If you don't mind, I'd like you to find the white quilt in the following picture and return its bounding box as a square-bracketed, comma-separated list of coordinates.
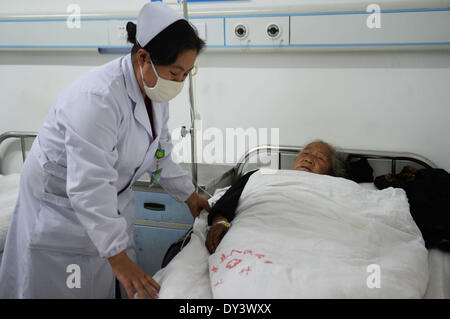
[208, 169, 428, 298]
[0, 174, 21, 251]
[154, 170, 430, 298]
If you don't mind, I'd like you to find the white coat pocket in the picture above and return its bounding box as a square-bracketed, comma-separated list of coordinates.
[29, 191, 99, 256]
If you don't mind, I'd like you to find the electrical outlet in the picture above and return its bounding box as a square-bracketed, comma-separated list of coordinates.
[107, 20, 135, 46]
[118, 24, 127, 41]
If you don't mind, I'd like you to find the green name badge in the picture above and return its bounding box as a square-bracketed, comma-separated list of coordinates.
[155, 149, 165, 159]
[150, 168, 163, 187]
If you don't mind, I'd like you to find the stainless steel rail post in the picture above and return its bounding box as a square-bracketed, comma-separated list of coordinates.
[182, 0, 198, 192]
[0, 131, 37, 162]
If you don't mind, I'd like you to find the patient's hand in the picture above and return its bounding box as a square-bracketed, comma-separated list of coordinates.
[206, 217, 230, 254]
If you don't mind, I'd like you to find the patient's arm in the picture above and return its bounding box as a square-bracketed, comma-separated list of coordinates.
[205, 170, 257, 254]
[207, 170, 257, 226]
[206, 215, 230, 254]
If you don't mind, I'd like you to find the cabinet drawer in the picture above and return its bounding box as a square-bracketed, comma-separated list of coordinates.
[134, 225, 187, 276]
[134, 191, 193, 225]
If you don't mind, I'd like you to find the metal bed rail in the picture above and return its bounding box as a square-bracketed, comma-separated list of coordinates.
[0, 131, 38, 163]
[234, 144, 437, 180]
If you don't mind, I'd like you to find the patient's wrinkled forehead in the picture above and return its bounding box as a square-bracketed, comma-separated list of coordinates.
[303, 142, 332, 158]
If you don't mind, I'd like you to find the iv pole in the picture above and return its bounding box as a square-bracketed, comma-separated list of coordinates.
[181, 0, 199, 192]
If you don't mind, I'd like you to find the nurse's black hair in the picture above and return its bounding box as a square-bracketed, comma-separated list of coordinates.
[126, 20, 205, 65]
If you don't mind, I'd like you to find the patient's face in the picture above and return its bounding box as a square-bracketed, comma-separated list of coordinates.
[293, 142, 332, 175]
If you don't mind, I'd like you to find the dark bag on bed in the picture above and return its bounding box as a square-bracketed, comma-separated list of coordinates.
[346, 157, 374, 183]
[374, 166, 450, 252]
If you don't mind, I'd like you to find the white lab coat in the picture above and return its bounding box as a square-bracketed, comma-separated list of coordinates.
[0, 54, 195, 298]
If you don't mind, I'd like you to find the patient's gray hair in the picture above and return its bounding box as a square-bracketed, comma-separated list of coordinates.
[304, 140, 348, 178]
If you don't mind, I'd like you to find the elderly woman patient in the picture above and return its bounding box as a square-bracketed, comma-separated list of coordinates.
[205, 140, 345, 254]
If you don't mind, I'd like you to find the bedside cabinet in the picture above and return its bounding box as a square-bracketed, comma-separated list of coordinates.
[133, 190, 193, 276]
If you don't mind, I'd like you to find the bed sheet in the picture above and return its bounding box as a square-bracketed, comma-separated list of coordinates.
[0, 173, 21, 252]
[424, 248, 450, 298]
[151, 187, 230, 298]
[153, 178, 449, 299]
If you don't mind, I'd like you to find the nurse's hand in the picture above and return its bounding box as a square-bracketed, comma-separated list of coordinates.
[108, 250, 160, 299]
[185, 191, 211, 218]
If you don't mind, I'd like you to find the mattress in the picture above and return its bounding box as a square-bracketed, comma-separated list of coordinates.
[153, 175, 450, 299]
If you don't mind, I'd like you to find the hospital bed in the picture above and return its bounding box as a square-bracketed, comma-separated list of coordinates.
[154, 145, 450, 299]
[1, 132, 448, 298]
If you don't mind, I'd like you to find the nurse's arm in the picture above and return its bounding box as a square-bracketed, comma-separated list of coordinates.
[185, 191, 211, 217]
[155, 153, 211, 217]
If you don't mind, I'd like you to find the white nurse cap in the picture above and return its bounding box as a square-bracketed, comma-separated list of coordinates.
[136, 2, 185, 47]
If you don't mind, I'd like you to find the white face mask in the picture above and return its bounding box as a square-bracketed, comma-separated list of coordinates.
[139, 59, 184, 103]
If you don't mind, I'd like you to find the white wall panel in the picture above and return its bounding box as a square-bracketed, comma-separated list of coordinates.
[290, 11, 450, 46]
[0, 20, 109, 47]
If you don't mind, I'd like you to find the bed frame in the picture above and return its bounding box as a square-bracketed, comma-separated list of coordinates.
[0, 131, 37, 166]
[204, 144, 437, 195]
[236, 144, 436, 176]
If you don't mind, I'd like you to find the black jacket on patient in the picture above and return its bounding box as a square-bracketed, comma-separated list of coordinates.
[207, 170, 257, 226]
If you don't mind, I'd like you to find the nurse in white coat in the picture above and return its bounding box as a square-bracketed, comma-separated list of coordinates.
[0, 3, 210, 299]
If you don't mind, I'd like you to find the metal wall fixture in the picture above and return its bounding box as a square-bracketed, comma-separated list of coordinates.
[234, 24, 248, 39]
[266, 23, 281, 39]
